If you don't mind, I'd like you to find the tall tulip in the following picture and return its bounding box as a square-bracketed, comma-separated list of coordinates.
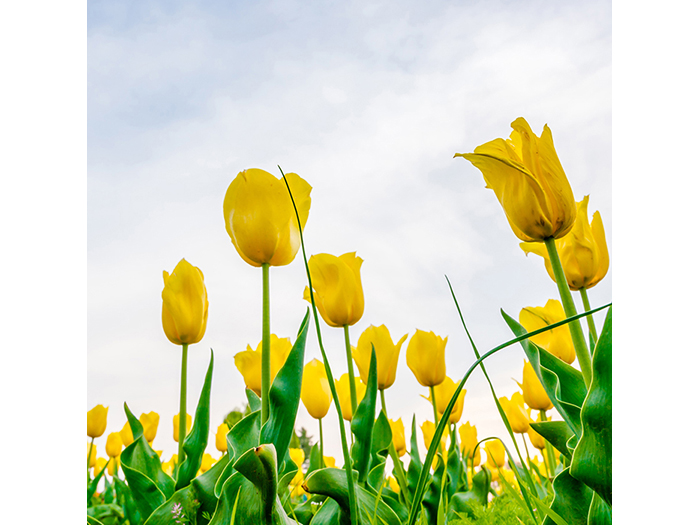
[234, 334, 293, 397]
[519, 299, 576, 364]
[429, 376, 467, 425]
[162, 258, 208, 464]
[119, 421, 134, 448]
[87, 405, 108, 439]
[301, 359, 333, 460]
[304, 252, 364, 416]
[521, 361, 553, 411]
[407, 330, 447, 423]
[224, 168, 312, 424]
[458, 422, 478, 461]
[353, 324, 407, 391]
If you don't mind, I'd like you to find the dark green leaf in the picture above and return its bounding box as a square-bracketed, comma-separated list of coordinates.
[351, 346, 378, 484]
[588, 493, 612, 525]
[233, 444, 278, 521]
[529, 421, 575, 460]
[247, 388, 262, 413]
[113, 476, 142, 525]
[544, 467, 593, 525]
[406, 416, 422, 499]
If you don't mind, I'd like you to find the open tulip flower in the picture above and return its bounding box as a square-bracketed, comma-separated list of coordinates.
[521, 361, 553, 411]
[406, 330, 447, 388]
[519, 299, 576, 364]
[223, 168, 312, 268]
[139, 411, 160, 444]
[336, 373, 366, 421]
[428, 376, 466, 424]
[353, 324, 407, 391]
[520, 195, 609, 291]
[234, 334, 293, 397]
[87, 405, 108, 439]
[455, 117, 576, 242]
[301, 359, 332, 420]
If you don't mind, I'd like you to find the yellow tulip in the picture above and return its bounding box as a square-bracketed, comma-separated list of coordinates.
[388, 418, 406, 457]
[471, 447, 482, 467]
[406, 330, 447, 387]
[139, 412, 160, 444]
[388, 476, 400, 493]
[520, 195, 609, 290]
[303, 252, 364, 327]
[87, 442, 97, 468]
[421, 420, 447, 452]
[519, 299, 576, 364]
[215, 423, 229, 453]
[429, 376, 466, 424]
[458, 422, 478, 457]
[527, 425, 546, 450]
[94, 457, 108, 476]
[234, 334, 293, 397]
[289, 448, 305, 468]
[161, 259, 209, 346]
[324, 456, 336, 468]
[353, 325, 408, 390]
[105, 432, 122, 459]
[499, 393, 530, 434]
[108, 456, 120, 476]
[162, 454, 177, 477]
[173, 413, 192, 442]
[87, 405, 108, 438]
[223, 168, 312, 267]
[336, 374, 366, 421]
[199, 453, 215, 474]
[455, 117, 576, 242]
[522, 361, 553, 411]
[485, 440, 505, 469]
[301, 359, 332, 419]
[119, 421, 134, 448]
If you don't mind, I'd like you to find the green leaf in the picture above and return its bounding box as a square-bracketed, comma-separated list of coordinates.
[87, 504, 124, 524]
[260, 311, 310, 469]
[423, 455, 445, 525]
[502, 310, 587, 437]
[381, 487, 409, 523]
[588, 493, 612, 525]
[209, 471, 260, 524]
[351, 346, 378, 485]
[113, 476, 141, 525]
[529, 421, 575, 460]
[121, 403, 175, 519]
[445, 428, 462, 500]
[570, 307, 612, 508]
[234, 444, 279, 521]
[304, 467, 401, 525]
[87, 459, 110, 504]
[86, 516, 104, 525]
[247, 388, 262, 413]
[176, 349, 215, 490]
[215, 410, 261, 499]
[307, 442, 323, 476]
[142, 484, 198, 525]
[291, 494, 328, 525]
[543, 467, 593, 525]
[406, 416, 422, 500]
[309, 497, 343, 525]
[366, 410, 392, 491]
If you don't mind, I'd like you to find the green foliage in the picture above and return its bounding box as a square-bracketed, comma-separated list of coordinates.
[446, 493, 533, 525]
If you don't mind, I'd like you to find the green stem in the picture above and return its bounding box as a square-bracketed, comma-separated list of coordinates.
[543, 237, 592, 387]
[178, 343, 189, 464]
[521, 434, 531, 465]
[380, 390, 413, 507]
[539, 410, 556, 479]
[318, 417, 324, 466]
[579, 288, 598, 346]
[343, 324, 357, 415]
[429, 385, 440, 425]
[262, 263, 271, 424]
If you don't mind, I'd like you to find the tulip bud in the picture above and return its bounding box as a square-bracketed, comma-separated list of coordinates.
[105, 432, 123, 459]
[458, 422, 478, 458]
[161, 259, 208, 346]
[519, 299, 575, 364]
[521, 361, 553, 411]
[215, 423, 229, 453]
[324, 456, 336, 468]
[87, 405, 108, 438]
[234, 335, 293, 397]
[173, 413, 192, 442]
[301, 359, 332, 420]
[199, 453, 215, 474]
[406, 330, 447, 388]
[289, 448, 305, 468]
[527, 425, 546, 450]
[94, 457, 108, 477]
[353, 325, 407, 390]
[421, 420, 447, 452]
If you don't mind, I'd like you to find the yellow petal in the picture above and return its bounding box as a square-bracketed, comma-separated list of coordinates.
[353, 325, 407, 390]
[216, 423, 230, 453]
[406, 330, 447, 387]
[105, 432, 122, 458]
[139, 412, 160, 443]
[87, 404, 108, 438]
[522, 361, 553, 411]
[161, 259, 208, 345]
[388, 418, 406, 457]
[173, 413, 192, 442]
[519, 300, 575, 364]
[485, 439, 505, 469]
[306, 252, 364, 327]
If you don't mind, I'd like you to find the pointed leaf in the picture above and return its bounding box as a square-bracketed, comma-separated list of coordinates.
[351, 346, 378, 485]
[215, 410, 261, 498]
[529, 421, 575, 460]
[246, 388, 262, 413]
[544, 467, 593, 525]
[588, 493, 612, 525]
[233, 444, 278, 521]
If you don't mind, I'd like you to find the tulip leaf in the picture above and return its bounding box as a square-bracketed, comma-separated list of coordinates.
[233, 444, 278, 521]
[304, 467, 401, 525]
[423, 454, 445, 525]
[543, 467, 593, 525]
[142, 484, 198, 525]
[176, 349, 214, 490]
[308, 497, 342, 525]
[351, 346, 378, 484]
[366, 410, 392, 491]
[406, 415, 422, 500]
[216, 410, 261, 498]
[113, 476, 142, 525]
[121, 403, 175, 519]
[87, 504, 124, 524]
[587, 493, 612, 525]
[381, 487, 409, 523]
[260, 310, 310, 469]
[570, 307, 612, 508]
[502, 310, 585, 437]
[86, 516, 104, 525]
[246, 388, 262, 413]
[529, 421, 575, 460]
[446, 429, 462, 500]
[87, 460, 110, 503]
[307, 442, 323, 476]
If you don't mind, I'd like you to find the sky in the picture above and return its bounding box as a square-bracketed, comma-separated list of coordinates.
[87, 0, 612, 465]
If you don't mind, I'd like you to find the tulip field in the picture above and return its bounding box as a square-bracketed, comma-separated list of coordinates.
[87, 118, 611, 525]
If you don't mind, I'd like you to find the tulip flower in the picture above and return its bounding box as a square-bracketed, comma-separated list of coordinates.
[105, 432, 122, 459]
[162, 454, 177, 477]
[223, 168, 312, 268]
[485, 439, 505, 469]
[199, 453, 216, 474]
[139, 412, 160, 444]
[301, 359, 332, 420]
[215, 423, 229, 453]
[353, 325, 407, 391]
[406, 330, 447, 388]
[519, 299, 576, 364]
[521, 361, 553, 411]
[87, 405, 108, 438]
[388, 418, 407, 457]
[336, 374, 366, 421]
[234, 334, 293, 397]
[458, 422, 478, 459]
[421, 420, 447, 452]
[108, 456, 120, 477]
[520, 196, 609, 291]
[94, 457, 108, 477]
[429, 376, 467, 424]
[527, 425, 546, 450]
[499, 392, 530, 434]
[119, 421, 134, 448]
[324, 456, 336, 468]
[388, 476, 400, 493]
[173, 413, 192, 443]
[455, 117, 576, 242]
[289, 448, 305, 469]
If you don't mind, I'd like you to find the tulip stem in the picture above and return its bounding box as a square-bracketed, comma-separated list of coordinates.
[429, 386, 440, 425]
[343, 325, 358, 415]
[543, 237, 592, 387]
[178, 343, 189, 465]
[579, 288, 598, 346]
[318, 418, 324, 465]
[380, 389, 413, 508]
[539, 410, 556, 480]
[261, 263, 271, 424]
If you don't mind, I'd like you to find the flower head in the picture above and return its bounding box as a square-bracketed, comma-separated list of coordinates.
[388, 418, 406, 457]
[485, 439, 506, 469]
[406, 330, 447, 387]
[353, 325, 407, 390]
[139, 412, 160, 443]
[301, 359, 332, 419]
[519, 299, 575, 364]
[87, 405, 108, 438]
[215, 423, 229, 453]
[335, 374, 366, 421]
[105, 432, 123, 459]
[521, 361, 553, 411]
[173, 413, 192, 443]
[429, 376, 466, 424]
[162, 259, 208, 345]
[234, 335, 293, 396]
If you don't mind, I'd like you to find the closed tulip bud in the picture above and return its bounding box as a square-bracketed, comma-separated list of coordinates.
[105, 432, 123, 459]
[289, 448, 305, 468]
[215, 423, 229, 453]
[108, 456, 120, 476]
[87, 442, 97, 468]
[455, 117, 576, 242]
[87, 405, 108, 438]
[162, 259, 208, 346]
[388, 418, 406, 457]
[421, 420, 447, 452]
[406, 330, 447, 387]
[199, 453, 215, 474]
[301, 359, 332, 419]
[119, 422, 134, 448]
[521, 195, 609, 290]
[139, 412, 160, 444]
[458, 422, 478, 457]
[335, 374, 366, 421]
[527, 425, 546, 450]
[522, 361, 553, 411]
[94, 457, 108, 476]
[353, 325, 407, 390]
[429, 376, 467, 424]
[173, 413, 192, 442]
[519, 299, 575, 364]
[485, 440, 505, 469]
[499, 393, 530, 434]
[223, 168, 312, 267]
[303, 252, 364, 327]
[234, 335, 293, 397]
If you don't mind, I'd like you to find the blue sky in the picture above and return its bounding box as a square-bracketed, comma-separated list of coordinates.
[87, 0, 612, 463]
